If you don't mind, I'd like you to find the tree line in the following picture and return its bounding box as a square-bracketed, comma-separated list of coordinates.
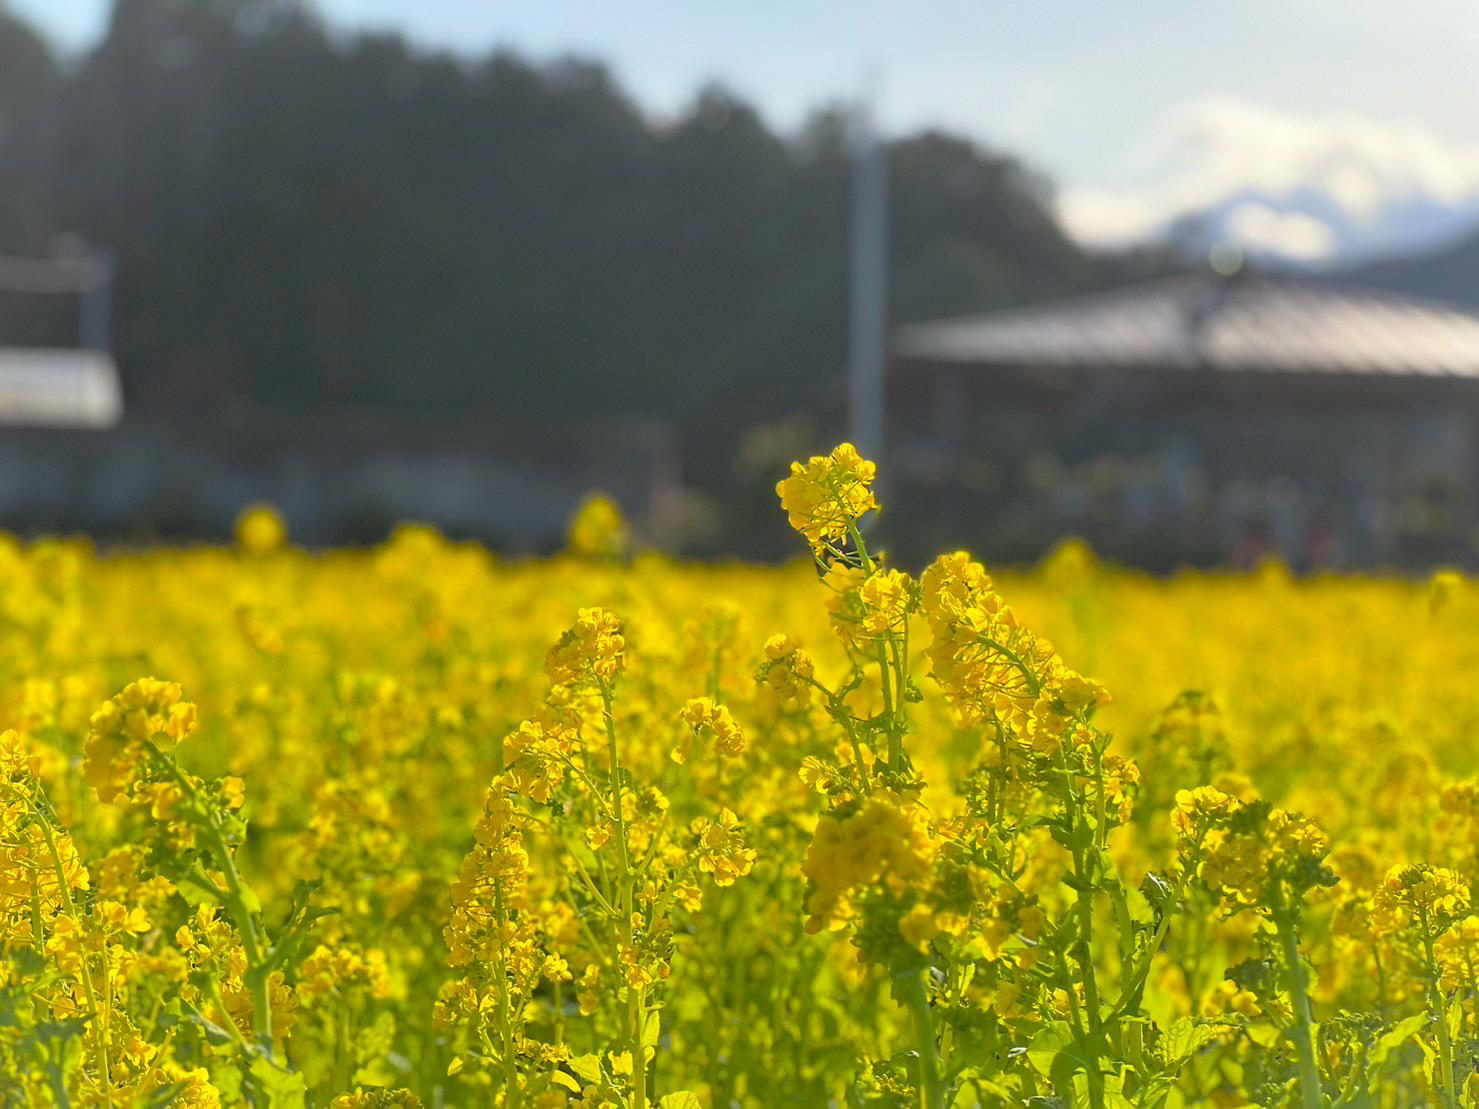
[0, 0, 1168, 464]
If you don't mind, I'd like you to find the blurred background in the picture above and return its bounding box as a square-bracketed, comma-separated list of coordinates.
[4, 0, 1479, 569]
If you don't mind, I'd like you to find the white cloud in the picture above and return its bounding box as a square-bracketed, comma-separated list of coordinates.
[1222, 204, 1337, 263]
[1060, 97, 1479, 264]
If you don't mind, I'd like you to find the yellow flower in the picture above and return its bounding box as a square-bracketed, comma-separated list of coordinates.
[824, 565, 912, 648]
[675, 697, 745, 763]
[567, 493, 629, 559]
[802, 792, 935, 933]
[690, 808, 756, 886]
[219, 776, 246, 810]
[1373, 863, 1470, 939]
[1172, 786, 1240, 846]
[235, 502, 287, 555]
[761, 633, 815, 706]
[546, 608, 626, 686]
[858, 568, 911, 635]
[502, 720, 575, 802]
[83, 679, 197, 804]
[330, 1091, 423, 1109]
[1203, 979, 1261, 1019]
[775, 442, 878, 554]
[97, 900, 150, 937]
[1437, 916, 1479, 992]
[577, 964, 602, 1016]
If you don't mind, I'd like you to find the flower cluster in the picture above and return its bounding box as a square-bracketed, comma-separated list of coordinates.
[1175, 786, 1336, 911]
[674, 696, 746, 763]
[566, 493, 630, 560]
[801, 792, 936, 934]
[0, 453, 1474, 1105]
[774, 442, 878, 556]
[83, 677, 197, 804]
[546, 606, 626, 686]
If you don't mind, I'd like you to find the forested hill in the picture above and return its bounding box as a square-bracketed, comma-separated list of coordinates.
[1342, 231, 1479, 309]
[0, 0, 1164, 442]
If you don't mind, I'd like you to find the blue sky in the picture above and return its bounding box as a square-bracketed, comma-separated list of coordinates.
[14, 1, 1479, 261]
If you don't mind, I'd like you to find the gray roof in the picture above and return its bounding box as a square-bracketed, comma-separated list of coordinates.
[893, 274, 1479, 378]
[0, 349, 122, 428]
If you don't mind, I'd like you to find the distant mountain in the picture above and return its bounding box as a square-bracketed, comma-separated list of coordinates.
[1341, 231, 1479, 308]
[1061, 97, 1479, 272]
[1164, 188, 1479, 272]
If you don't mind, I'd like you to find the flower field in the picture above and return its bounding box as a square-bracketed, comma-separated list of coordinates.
[3, 447, 1479, 1107]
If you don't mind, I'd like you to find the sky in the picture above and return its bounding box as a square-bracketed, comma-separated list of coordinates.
[15, 0, 1479, 264]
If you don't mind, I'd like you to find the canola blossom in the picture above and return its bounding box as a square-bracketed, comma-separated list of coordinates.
[0, 458, 1474, 1106]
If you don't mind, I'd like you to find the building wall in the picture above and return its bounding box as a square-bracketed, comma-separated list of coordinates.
[0, 411, 680, 548]
[887, 361, 1479, 570]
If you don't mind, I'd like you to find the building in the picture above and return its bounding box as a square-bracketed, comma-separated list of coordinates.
[888, 272, 1479, 569]
[0, 409, 680, 548]
[0, 251, 122, 429]
[0, 250, 679, 548]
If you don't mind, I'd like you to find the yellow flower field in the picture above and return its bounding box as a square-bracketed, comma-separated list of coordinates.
[1, 447, 1478, 1107]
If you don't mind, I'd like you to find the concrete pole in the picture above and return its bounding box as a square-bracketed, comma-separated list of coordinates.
[848, 76, 888, 465]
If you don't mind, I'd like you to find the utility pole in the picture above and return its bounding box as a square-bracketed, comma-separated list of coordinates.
[847, 72, 888, 464]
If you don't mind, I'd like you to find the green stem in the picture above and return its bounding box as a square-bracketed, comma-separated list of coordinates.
[845, 521, 904, 769]
[492, 886, 522, 1109]
[600, 682, 647, 1109]
[1111, 868, 1190, 1018]
[1053, 756, 1105, 1109]
[35, 808, 112, 1106]
[898, 970, 945, 1109]
[1275, 910, 1323, 1109]
[1424, 934, 1457, 1108]
[1074, 883, 1106, 1109]
[798, 674, 872, 793]
[335, 1001, 352, 1097]
[206, 976, 253, 1057]
[29, 874, 44, 955]
[154, 751, 276, 1056]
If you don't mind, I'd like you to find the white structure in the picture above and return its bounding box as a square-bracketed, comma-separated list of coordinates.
[0, 250, 122, 429]
[0, 348, 122, 428]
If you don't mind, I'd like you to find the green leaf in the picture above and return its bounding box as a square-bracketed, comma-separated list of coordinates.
[1101, 1069, 1139, 1109]
[236, 881, 264, 917]
[352, 1010, 400, 1086]
[1107, 881, 1138, 966]
[1047, 821, 1075, 852]
[1027, 1020, 1095, 1089]
[1244, 1022, 1282, 1048]
[1159, 1018, 1216, 1067]
[568, 1053, 603, 1084]
[135, 1083, 189, 1108]
[8, 947, 45, 979]
[1366, 1011, 1425, 1082]
[247, 1056, 307, 1109]
[175, 863, 226, 907]
[642, 1007, 663, 1050]
[1369, 1013, 1426, 1068]
[176, 997, 236, 1046]
[1122, 1017, 1148, 1074]
[657, 1095, 702, 1109]
[36, 1019, 84, 1109]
